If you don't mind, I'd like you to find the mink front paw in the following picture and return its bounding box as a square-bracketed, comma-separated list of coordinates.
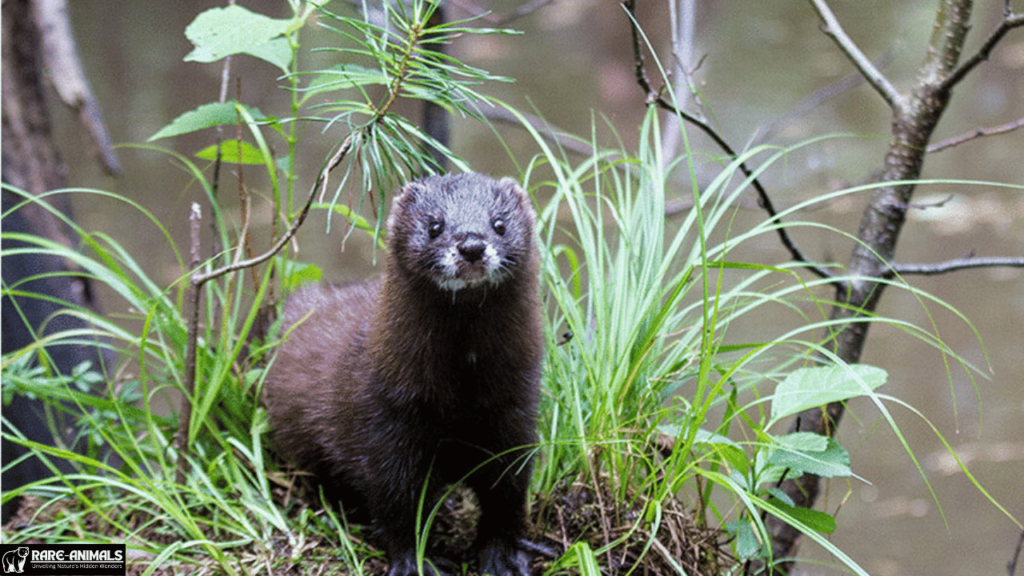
[477, 539, 532, 576]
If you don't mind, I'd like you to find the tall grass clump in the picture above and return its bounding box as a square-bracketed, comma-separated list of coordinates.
[518, 105, 1004, 574]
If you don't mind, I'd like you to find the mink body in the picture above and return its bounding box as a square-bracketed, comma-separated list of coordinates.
[264, 173, 543, 576]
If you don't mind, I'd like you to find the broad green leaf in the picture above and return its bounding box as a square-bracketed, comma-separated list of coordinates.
[769, 432, 852, 478]
[149, 101, 269, 141]
[195, 141, 266, 165]
[775, 430, 829, 452]
[766, 486, 795, 507]
[770, 364, 887, 424]
[726, 520, 763, 560]
[767, 499, 837, 534]
[184, 5, 294, 72]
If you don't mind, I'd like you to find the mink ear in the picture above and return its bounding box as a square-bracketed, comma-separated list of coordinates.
[394, 181, 426, 207]
[388, 181, 427, 232]
[495, 177, 536, 221]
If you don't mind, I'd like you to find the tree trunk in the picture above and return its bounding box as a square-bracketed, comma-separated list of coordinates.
[1, 0, 114, 524]
[766, 1, 975, 570]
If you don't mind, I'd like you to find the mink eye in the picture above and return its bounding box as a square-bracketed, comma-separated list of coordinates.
[428, 219, 445, 239]
[492, 218, 507, 236]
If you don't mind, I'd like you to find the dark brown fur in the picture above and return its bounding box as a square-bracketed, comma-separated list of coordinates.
[264, 174, 543, 576]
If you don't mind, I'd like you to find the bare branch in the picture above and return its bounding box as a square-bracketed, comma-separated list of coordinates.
[33, 0, 120, 174]
[622, 0, 838, 282]
[808, 0, 901, 108]
[941, 10, 1024, 92]
[927, 117, 1024, 153]
[660, 0, 698, 165]
[890, 255, 1024, 277]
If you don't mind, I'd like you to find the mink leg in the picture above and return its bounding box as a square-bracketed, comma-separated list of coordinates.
[367, 439, 450, 576]
[470, 453, 533, 576]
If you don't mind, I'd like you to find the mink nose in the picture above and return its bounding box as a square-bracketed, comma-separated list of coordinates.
[458, 237, 487, 262]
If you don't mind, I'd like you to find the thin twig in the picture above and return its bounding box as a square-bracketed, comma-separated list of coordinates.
[232, 78, 261, 291]
[941, 10, 1024, 92]
[33, 0, 121, 175]
[808, 0, 901, 108]
[890, 255, 1024, 277]
[176, 202, 203, 484]
[622, 0, 837, 282]
[1009, 528, 1024, 576]
[927, 117, 1024, 153]
[191, 134, 355, 286]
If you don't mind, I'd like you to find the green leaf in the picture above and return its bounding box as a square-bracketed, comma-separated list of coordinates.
[769, 432, 853, 478]
[766, 487, 795, 507]
[149, 101, 269, 141]
[726, 520, 763, 560]
[184, 5, 294, 72]
[770, 364, 887, 424]
[282, 263, 323, 292]
[767, 499, 837, 534]
[775, 430, 829, 452]
[315, 203, 386, 247]
[195, 141, 267, 165]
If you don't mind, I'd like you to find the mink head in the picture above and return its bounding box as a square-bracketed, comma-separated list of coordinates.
[386, 173, 537, 292]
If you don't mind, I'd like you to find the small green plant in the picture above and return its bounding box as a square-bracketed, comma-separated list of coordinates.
[3, 2, 516, 574]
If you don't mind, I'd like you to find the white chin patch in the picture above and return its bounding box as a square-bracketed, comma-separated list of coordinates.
[432, 244, 506, 292]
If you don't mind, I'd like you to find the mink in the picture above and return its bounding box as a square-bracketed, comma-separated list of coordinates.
[264, 173, 545, 576]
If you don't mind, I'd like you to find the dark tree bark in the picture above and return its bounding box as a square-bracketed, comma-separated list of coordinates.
[422, 3, 450, 173]
[1, 0, 117, 523]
